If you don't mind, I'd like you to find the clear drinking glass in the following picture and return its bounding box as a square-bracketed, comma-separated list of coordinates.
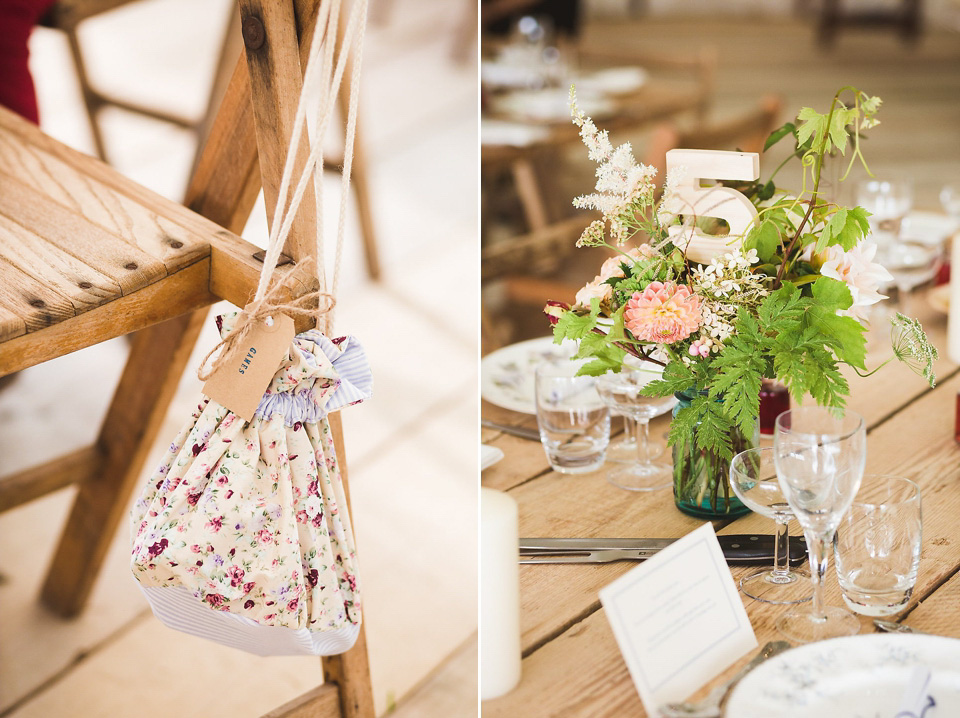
[835, 475, 922, 616]
[534, 359, 610, 474]
[773, 407, 867, 643]
[857, 179, 913, 260]
[941, 185, 960, 219]
[729, 447, 812, 605]
[595, 366, 676, 491]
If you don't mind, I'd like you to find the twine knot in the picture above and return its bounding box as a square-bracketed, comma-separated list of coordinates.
[197, 261, 336, 382]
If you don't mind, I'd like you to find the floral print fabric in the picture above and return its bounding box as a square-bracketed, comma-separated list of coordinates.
[131, 313, 372, 649]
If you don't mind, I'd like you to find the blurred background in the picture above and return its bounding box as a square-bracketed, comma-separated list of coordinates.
[481, 0, 960, 351]
[0, 0, 478, 716]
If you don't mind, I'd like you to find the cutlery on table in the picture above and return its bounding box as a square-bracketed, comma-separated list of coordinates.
[519, 535, 807, 566]
[481, 419, 541, 442]
[658, 641, 791, 718]
[874, 619, 926, 635]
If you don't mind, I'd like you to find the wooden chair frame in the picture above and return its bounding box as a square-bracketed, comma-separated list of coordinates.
[42, 0, 381, 279]
[0, 1, 375, 716]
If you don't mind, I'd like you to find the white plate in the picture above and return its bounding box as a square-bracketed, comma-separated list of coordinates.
[480, 336, 578, 414]
[481, 59, 543, 90]
[726, 633, 960, 717]
[480, 444, 505, 471]
[901, 211, 959, 246]
[491, 89, 614, 123]
[576, 66, 648, 96]
[481, 119, 550, 147]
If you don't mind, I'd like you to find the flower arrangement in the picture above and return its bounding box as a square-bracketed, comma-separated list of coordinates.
[546, 86, 938, 516]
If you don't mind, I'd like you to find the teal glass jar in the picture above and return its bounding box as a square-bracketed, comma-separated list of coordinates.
[672, 390, 755, 519]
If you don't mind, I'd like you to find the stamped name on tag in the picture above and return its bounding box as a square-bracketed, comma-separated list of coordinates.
[202, 307, 296, 422]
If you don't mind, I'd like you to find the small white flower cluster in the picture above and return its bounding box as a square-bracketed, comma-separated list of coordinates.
[692, 249, 763, 299]
[686, 247, 770, 359]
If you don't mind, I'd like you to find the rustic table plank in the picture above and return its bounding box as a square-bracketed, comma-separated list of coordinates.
[0, 259, 215, 377]
[484, 367, 960, 717]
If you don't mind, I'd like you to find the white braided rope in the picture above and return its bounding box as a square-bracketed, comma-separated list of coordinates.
[253, 0, 368, 335]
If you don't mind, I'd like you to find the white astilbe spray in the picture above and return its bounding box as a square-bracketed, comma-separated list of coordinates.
[570, 86, 658, 246]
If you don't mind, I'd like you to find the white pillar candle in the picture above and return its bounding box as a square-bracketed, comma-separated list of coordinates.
[480, 487, 522, 700]
[949, 236, 960, 363]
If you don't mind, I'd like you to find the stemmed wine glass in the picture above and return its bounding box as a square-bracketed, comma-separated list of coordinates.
[857, 179, 913, 259]
[607, 415, 664, 463]
[729, 447, 813, 605]
[883, 240, 942, 316]
[596, 365, 676, 491]
[773, 407, 867, 643]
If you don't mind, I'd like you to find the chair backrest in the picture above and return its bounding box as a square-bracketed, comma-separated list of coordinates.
[644, 95, 783, 182]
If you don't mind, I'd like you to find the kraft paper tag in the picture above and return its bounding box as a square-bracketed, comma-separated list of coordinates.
[202, 308, 296, 422]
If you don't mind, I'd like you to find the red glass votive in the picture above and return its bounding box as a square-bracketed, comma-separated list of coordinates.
[759, 381, 790, 436]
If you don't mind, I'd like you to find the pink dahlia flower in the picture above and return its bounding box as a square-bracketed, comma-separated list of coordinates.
[624, 281, 703, 344]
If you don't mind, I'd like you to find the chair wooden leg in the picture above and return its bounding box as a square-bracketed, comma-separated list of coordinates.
[319, 412, 376, 718]
[345, 128, 380, 281]
[65, 26, 109, 162]
[336, 50, 380, 281]
[39, 308, 208, 618]
[321, 626, 376, 718]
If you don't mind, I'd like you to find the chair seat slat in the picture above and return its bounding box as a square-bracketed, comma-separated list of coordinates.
[0, 214, 120, 314]
[0, 120, 209, 273]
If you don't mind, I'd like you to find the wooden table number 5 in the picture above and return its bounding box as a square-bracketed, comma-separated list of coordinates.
[660, 149, 760, 264]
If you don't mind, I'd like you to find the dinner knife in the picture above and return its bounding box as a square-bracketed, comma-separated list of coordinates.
[519, 534, 807, 565]
[481, 418, 541, 441]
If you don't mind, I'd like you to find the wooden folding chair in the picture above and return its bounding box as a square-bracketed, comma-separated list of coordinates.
[0, 1, 374, 716]
[41, 0, 381, 279]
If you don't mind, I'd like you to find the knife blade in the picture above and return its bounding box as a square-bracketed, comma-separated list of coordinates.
[519, 534, 807, 565]
[481, 419, 541, 441]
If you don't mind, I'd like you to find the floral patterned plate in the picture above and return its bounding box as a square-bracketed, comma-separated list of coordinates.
[726, 633, 960, 717]
[481, 336, 578, 414]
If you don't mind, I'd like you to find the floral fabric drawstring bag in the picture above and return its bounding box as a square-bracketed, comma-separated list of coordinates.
[130, 312, 372, 656]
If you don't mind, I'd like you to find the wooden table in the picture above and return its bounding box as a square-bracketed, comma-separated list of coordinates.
[481, 291, 960, 717]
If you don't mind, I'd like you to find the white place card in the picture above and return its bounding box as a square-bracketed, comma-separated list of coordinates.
[599, 522, 757, 715]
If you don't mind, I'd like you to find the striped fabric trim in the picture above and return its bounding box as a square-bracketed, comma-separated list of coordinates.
[315, 334, 373, 414]
[140, 585, 360, 657]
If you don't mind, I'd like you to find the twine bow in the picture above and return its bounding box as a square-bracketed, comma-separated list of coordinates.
[197, 259, 336, 381]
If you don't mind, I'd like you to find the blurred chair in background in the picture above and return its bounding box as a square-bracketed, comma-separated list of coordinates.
[800, 0, 923, 46]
